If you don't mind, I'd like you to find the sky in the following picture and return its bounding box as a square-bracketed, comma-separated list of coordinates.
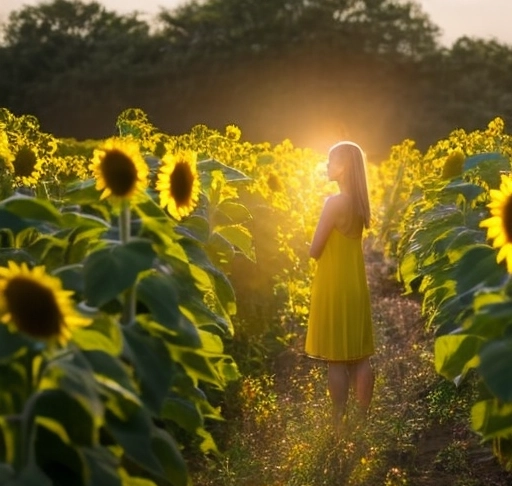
[1, 0, 512, 47]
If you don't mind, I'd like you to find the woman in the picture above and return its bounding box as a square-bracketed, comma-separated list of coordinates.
[305, 141, 374, 430]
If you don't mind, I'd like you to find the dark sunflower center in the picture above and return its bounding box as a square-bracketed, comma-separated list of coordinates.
[13, 147, 37, 177]
[4, 277, 62, 339]
[267, 173, 283, 192]
[100, 149, 138, 197]
[170, 162, 194, 207]
[503, 195, 512, 242]
[442, 152, 465, 179]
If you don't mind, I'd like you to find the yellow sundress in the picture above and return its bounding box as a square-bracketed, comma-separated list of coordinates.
[305, 228, 374, 361]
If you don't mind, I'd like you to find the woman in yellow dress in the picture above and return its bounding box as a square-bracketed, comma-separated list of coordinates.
[305, 141, 374, 429]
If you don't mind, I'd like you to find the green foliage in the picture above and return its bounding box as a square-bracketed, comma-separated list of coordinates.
[374, 117, 512, 469]
[4, 0, 512, 156]
[0, 106, 335, 485]
[0, 108, 270, 485]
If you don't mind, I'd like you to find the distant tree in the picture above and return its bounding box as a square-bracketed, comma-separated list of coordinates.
[410, 37, 512, 143]
[156, 0, 440, 63]
[0, 0, 161, 112]
[0, 0, 510, 153]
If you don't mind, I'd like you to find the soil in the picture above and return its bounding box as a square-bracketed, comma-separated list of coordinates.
[363, 245, 512, 486]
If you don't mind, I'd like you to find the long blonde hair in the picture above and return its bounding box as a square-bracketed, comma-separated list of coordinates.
[329, 141, 371, 229]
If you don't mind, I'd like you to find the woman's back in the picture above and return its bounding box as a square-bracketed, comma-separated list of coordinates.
[332, 193, 364, 239]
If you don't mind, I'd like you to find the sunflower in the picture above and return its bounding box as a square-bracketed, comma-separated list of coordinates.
[441, 150, 465, 180]
[11, 145, 45, 186]
[225, 124, 241, 141]
[89, 137, 148, 200]
[156, 149, 200, 220]
[0, 131, 14, 172]
[0, 261, 91, 346]
[267, 171, 283, 192]
[480, 174, 512, 272]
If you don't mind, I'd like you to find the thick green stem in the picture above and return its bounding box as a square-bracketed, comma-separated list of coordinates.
[120, 200, 136, 325]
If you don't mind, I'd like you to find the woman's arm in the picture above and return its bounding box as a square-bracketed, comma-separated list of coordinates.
[309, 197, 338, 259]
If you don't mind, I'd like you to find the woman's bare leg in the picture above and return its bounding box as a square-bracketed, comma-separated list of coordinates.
[350, 358, 374, 415]
[327, 362, 350, 428]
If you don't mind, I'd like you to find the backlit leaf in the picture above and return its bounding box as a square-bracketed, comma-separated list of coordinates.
[479, 338, 512, 402]
[84, 239, 156, 307]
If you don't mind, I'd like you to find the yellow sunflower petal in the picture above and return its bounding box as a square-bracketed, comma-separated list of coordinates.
[89, 137, 148, 202]
[501, 175, 512, 193]
[156, 149, 200, 221]
[0, 261, 91, 346]
[487, 224, 503, 239]
[481, 178, 512, 273]
[489, 189, 506, 202]
[480, 216, 500, 228]
[493, 234, 507, 248]
[496, 244, 511, 264]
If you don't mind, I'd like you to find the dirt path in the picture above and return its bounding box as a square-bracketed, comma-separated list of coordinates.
[268, 245, 512, 485]
[192, 246, 512, 485]
[357, 246, 512, 486]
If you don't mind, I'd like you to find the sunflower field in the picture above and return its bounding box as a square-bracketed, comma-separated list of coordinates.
[0, 107, 328, 485]
[375, 117, 512, 470]
[1, 106, 512, 485]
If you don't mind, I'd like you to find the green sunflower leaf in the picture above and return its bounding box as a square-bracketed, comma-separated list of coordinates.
[60, 211, 110, 230]
[176, 215, 210, 244]
[151, 427, 188, 486]
[72, 315, 123, 356]
[82, 446, 122, 486]
[106, 407, 164, 479]
[0, 464, 15, 483]
[31, 390, 97, 447]
[0, 195, 62, 226]
[197, 158, 250, 184]
[83, 239, 156, 307]
[463, 152, 510, 188]
[6, 462, 53, 486]
[472, 398, 512, 440]
[171, 346, 221, 388]
[453, 245, 507, 294]
[161, 394, 202, 432]
[0, 209, 31, 234]
[213, 201, 252, 226]
[479, 337, 512, 402]
[43, 355, 104, 422]
[442, 181, 484, 204]
[64, 179, 102, 205]
[137, 273, 200, 347]
[0, 325, 32, 362]
[206, 232, 236, 265]
[33, 424, 86, 486]
[215, 225, 255, 262]
[122, 325, 173, 414]
[434, 333, 483, 381]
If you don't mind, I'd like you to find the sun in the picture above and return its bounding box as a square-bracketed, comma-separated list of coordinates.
[89, 137, 149, 201]
[0, 261, 91, 346]
[156, 149, 201, 220]
[480, 174, 512, 273]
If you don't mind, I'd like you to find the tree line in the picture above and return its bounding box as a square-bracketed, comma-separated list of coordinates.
[0, 0, 511, 158]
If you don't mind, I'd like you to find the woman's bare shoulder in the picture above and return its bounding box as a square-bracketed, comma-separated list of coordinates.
[325, 193, 351, 211]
